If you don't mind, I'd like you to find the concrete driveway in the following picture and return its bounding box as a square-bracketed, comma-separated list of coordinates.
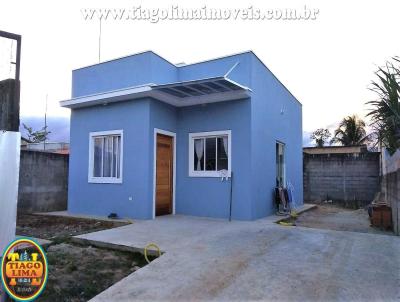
[75, 214, 400, 302]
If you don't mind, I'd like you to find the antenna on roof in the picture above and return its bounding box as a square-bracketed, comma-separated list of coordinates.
[44, 94, 48, 151]
[98, 18, 102, 62]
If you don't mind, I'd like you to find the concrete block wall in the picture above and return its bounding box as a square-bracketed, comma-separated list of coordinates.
[303, 152, 380, 207]
[381, 148, 400, 235]
[18, 150, 69, 213]
[383, 170, 400, 235]
[0, 79, 19, 131]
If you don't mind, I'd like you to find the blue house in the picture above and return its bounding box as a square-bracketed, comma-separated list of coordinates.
[60, 51, 303, 220]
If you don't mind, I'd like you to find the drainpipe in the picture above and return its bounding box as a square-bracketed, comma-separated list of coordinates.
[229, 172, 233, 221]
[220, 170, 234, 221]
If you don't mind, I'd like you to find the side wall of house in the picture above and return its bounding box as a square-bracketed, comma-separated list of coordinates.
[249, 55, 303, 219]
[68, 98, 154, 219]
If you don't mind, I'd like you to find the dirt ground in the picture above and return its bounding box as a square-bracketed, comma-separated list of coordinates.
[17, 214, 129, 240]
[15, 214, 153, 302]
[293, 204, 394, 235]
[40, 243, 150, 302]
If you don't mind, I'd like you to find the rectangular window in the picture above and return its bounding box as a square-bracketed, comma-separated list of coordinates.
[189, 130, 231, 177]
[276, 142, 285, 187]
[89, 130, 123, 183]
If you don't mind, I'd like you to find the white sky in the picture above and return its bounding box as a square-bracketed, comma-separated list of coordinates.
[1, 0, 399, 134]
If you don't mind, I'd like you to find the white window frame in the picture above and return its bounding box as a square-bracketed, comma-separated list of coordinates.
[88, 130, 123, 184]
[188, 130, 231, 178]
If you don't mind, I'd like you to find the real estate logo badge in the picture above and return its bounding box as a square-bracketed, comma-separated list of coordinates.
[1, 238, 48, 301]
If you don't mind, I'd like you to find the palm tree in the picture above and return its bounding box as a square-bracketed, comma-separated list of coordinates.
[331, 115, 368, 146]
[366, 58, 400, 155]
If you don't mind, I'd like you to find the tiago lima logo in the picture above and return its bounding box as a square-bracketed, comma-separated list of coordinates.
[1, 238, 48, 301]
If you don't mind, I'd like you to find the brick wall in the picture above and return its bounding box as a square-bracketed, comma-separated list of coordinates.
[303, 152, 380, 207]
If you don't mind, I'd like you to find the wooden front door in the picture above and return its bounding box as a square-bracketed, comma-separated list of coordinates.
[156, 134, 173, 216]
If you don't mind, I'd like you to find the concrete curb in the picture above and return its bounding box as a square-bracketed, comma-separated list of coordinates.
[32, 211, 133, 224]
[70, 237, 163, 256]
[14, 236, 52, 250]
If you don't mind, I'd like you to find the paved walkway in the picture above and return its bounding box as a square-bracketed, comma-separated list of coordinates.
[74, 209, 400, 301]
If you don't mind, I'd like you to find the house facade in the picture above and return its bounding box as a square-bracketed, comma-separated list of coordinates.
[61, 51, 303, 220]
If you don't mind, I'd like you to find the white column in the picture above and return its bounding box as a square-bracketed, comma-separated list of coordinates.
[0, 131, 20, 256]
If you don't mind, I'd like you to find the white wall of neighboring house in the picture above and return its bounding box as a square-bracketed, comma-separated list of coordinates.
[0, 131, 20, 256]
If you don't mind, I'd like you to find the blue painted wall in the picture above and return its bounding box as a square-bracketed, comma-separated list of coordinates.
[178, 53, 252, 87]
[175, 99, 252, 220]
[72, 51, 177, 98]
[68, 50, 303, 220]
[249, 55, 303, 219]
[68, 98, 153, 219]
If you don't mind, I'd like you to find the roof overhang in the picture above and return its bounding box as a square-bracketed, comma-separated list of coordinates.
[60, 77, 251, 109]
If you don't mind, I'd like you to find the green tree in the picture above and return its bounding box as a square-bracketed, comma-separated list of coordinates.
[310, 128, 331, 147]
[23, 123, 51, 143]
[331, 115, 368, 146]
[366, 57, 400, 155]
